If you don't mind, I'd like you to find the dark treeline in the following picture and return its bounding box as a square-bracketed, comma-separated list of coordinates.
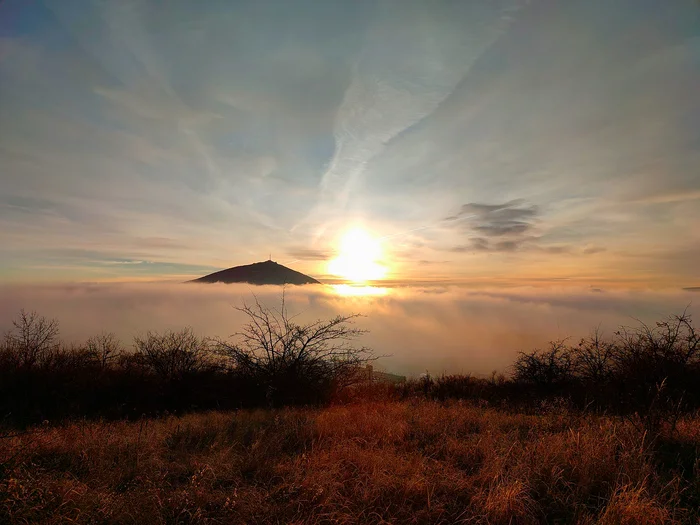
[1, 304, 698, 430]
[0, 313, 263, 425]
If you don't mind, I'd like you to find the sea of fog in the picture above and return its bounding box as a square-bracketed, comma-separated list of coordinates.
[0, 283, 696, 377]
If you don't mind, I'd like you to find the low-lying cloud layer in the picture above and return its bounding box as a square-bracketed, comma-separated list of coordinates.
[1, 283, 696, 376]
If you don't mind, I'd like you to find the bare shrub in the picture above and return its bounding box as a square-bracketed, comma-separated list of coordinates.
[613, 312, 699, 375]
[513, 340, 573, 388]
[610, 312, 700, 434]
[134, 328, 215, 381]
[571, 327, 617, 383]
[216, 295, 375, 406]
[85, 332, 122, 369]
[3, 310, 59, 369]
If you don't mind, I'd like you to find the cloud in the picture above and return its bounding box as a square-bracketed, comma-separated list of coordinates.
[417, 260, 448, 266]
[0, 283, 696, 376]
[451, 238, 525, 253]
[1, 0, 700, 285]
[539, 245, 572, 255]
[301, 0, 526, 232]
[446, 200, 538, 232]
[285, 248, 333, 261]
[475, 223, 530, 237]
[445, 200, 543, 253]
[445, 201, 588, 256]
[627, 190, 700, 205]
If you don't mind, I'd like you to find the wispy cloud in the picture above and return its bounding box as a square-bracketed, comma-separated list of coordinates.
[286, 248, 333, 261]
[302, 0, 526, 234]
[447, 200, 538, 235]
[445, 199, 542, 253]
[1, 0, 699, 285]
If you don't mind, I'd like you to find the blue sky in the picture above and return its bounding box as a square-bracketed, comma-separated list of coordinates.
[1, 0, 699, 286]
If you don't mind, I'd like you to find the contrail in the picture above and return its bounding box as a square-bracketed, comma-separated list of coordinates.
[377, 225, 434, 241]
[297, 0, 527, 234]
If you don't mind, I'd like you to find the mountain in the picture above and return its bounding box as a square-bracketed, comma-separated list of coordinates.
[189, 260, 321, 285]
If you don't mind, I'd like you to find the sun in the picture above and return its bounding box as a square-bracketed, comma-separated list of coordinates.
[327, 228, 387, 283]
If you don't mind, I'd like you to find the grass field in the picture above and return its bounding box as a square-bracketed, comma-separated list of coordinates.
[2, 400, 699, 524]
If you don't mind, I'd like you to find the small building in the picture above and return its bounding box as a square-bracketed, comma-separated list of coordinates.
[362, 364, 406, 384]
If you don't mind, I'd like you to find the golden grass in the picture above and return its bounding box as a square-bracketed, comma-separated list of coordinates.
[0, 401, 697, 524]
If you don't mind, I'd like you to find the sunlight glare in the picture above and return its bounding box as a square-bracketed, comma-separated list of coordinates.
[327, 228, 387, 283]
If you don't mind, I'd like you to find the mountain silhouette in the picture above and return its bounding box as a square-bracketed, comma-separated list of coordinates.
[190, 260, 321, 285]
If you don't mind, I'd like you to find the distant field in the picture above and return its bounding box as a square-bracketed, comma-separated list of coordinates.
[2, 400, 698, 524]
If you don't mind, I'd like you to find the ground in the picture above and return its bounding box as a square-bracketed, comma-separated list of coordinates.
[1, 400, 698, 524]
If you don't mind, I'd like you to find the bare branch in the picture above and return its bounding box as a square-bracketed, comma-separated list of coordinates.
[215, 294, 376, 404]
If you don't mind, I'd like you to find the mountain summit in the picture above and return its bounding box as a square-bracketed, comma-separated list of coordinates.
[190, 260, 321, 285]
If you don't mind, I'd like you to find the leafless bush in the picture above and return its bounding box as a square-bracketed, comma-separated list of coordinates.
[85, 332, 122, 369]
[2, 310, 59, 369]
[613, 311, 699, 372]
[611, 311, 699, 434]
[134, 328, 215, 381]
[216, 295, 375, 405]
[511, 312, 700, 434]
[571, 327, 617, 383]
[513, 340, 573, 388]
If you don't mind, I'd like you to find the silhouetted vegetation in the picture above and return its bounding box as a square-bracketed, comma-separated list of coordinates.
[395, 312, 698, 422]
[1, 306, 699, 431]
[0, 300, 376, 427]
[215, 296, 374, 407]
[514, 311, 700, 434]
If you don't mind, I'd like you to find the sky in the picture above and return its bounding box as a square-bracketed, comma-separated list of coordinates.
[1, 0, 700, 288]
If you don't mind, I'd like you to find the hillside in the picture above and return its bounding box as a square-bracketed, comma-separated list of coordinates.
[2, 402, 693, 524]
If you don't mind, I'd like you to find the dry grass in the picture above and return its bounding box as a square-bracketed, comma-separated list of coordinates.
[1, 401, 698, 524]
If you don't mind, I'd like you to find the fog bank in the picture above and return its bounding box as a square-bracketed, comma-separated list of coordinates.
[0, 283, 696, 376]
